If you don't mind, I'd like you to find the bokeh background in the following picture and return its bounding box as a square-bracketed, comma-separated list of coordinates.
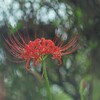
[0, 0, 100, 100]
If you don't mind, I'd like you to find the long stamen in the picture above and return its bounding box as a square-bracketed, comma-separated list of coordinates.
[5, 37, 23, 54]
[4, 43, 21, 58]
[9, 36, 23, 52]
[12, 34, 24, 48]
[4, 37, 18, 52]
[61, 44, 79, 56]
[17, 32, 26, 44]
[60, 35, 79, 51]
[57, 40, 63, 47]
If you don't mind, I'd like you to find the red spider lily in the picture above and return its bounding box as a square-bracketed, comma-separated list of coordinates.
[4, 33, 79, 70]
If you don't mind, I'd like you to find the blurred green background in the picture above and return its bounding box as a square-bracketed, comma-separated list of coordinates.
[0, 0, 100, 100]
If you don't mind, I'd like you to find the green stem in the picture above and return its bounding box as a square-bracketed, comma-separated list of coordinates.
[81, 94, 84, 100]
[42, 61, 52, 100]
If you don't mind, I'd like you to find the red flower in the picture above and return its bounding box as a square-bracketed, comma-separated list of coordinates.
[4, 33, 79, 70]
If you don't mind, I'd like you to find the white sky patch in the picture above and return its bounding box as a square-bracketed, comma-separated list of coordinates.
[33, 2, 40, 10]
[58, 3, 67, 19]
[9, 16, 16, 27]
[13, 2, 20, 10]
[3, 0, 12, 6]
[0, 15, 3, 21]
[37, 7, 56, 23]
[48, 9, 56, 20]
[37, 7, 48, 23]
[0, 0, 73, 26]
[0, 1, 7, 10]
[25, 2, 31, 8]
[15, 10, 23, 19]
